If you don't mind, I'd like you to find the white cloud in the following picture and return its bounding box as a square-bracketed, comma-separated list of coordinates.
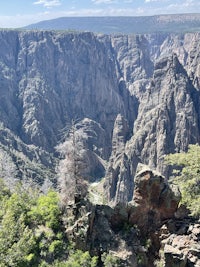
[145, 0, 166, 2]
[164, 0, 200, 13]
[0, 12, 51, 28]
[91, 0, 117, 4]
[33, 0, 61, 8]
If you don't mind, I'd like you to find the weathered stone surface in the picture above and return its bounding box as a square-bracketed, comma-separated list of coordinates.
[156, 218, 200, 267]
[63, 200, 140, 266]
[0, 30, 130, 182]
[0, 29, 200, 197]
[105, 50, 200, 203]
[104, 114, 132, 204]
[164, 244, 187, 267]
[63, 165, 199, 267]
[72, 118, 108, 181]
[128, 164, 181, 232]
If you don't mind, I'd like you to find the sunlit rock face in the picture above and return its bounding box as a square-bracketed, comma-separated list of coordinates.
[104, 34, 200, 204]
[0, 30, 200, 191]
[128, 164, 181, 233]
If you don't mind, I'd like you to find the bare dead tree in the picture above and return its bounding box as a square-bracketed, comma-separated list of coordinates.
[56, 120, 88, 205]
[0, 148, 18, 191]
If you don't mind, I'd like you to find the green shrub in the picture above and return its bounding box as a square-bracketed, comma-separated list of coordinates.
[0, 183, 66, 266]
[61, 250, 98, 267]
[28, 190, 61, 230]
[0, 212, 37, 266]
[49, 240, 65, 257]
[102, 253, 120, 267]
[166, 144, 200, 217]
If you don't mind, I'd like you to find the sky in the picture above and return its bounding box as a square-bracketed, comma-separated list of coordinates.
[0, 0, 200, 28]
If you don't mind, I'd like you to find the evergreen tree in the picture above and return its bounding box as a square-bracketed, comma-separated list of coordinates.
[166, 144, 200, 217]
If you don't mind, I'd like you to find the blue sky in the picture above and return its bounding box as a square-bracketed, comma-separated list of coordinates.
[0, 0, 200, 28]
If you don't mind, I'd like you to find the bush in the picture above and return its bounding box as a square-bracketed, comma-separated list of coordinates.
[0, 183, 66, 266]
[61, 250, 98, 267]
[102, 253, 120, 267]
[0, 212, 37, 266]
[166, 144, 200, 217]
[29, 190, 61, 230]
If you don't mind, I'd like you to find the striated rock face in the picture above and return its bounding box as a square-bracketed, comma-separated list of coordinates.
[1, 27, 200, 267]
[15, 31, 125, 150]
[62, 165, 200, 267]
[128, 164, 181, 233]
[104, 114, 132, 204]
[0, 30, 130, 183]
[104, 34, 200, 204]
[0, 29, 200, 194]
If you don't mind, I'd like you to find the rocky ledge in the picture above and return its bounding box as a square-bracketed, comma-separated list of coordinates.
[157, 217, 200, 267]
[62, 165, 200, 266]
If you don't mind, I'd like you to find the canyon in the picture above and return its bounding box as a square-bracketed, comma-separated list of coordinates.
[0, 26, 200, 266]
[0, 30, 200, 201]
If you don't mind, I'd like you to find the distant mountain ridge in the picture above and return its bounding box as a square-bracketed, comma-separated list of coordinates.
[24, 14, 200, 34]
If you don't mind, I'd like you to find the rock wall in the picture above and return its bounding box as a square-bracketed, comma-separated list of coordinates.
[63, 165, 200, 267]
[0, 30, 200, 194]
[0, 30, 130, 182]
[103, 33, 200, 203]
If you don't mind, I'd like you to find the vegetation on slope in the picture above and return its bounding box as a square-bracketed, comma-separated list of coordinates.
[0, 179, 122, 266]
[0, 144, 199, 266]
[0, 181, 65, 266]
[25, 14, 200, 34]
[166, 144, 200, 217]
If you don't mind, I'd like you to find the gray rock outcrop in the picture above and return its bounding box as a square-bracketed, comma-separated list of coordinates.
[157, 218, 200, 267]
[63, 165, 200, 267]
[128, 164, 181, 232]
[104, 35, 200, 204]
[0, 30, 200, 197]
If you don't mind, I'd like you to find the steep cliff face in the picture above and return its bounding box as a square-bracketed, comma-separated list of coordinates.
[104, 33, 200, 203]
[0, 30, 200, 196]
[0, 30, 134, 183]
[16, 31, 127, 150]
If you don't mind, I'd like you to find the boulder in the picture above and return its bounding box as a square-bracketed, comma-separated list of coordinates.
[157, 219, 200, 267]
[128, 164, 181, 232]
[164, 244, 187, 267]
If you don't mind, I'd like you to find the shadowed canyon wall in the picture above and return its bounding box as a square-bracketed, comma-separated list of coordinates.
[0, 30, 199, 201]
